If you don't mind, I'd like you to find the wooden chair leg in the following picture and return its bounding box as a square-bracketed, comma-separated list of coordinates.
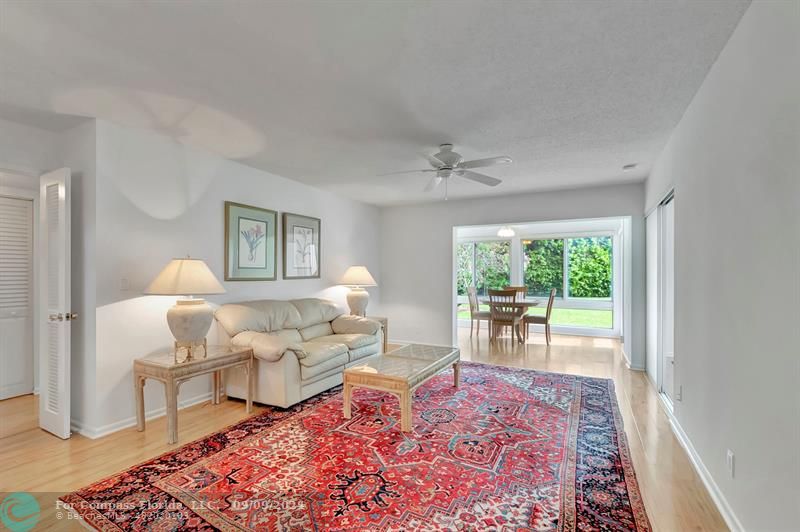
[470, 318, 474, 337]
[546, 323, 551, 345]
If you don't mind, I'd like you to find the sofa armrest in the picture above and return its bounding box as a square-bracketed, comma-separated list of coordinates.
[331, 315, 380, 335]
[232, 331, 291, 362]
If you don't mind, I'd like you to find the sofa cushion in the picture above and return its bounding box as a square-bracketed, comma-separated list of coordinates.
[215, 300, 302, 336]
[231, 331, 290, 362]
[299, 322, 334, 341]
[294, 342, 348, 381]
[290, 298, 342, 329]
[348, 343, 380, 363]
[289, 340, 347, 362]
[331, 315, 380, 335]
[271, 328, 303, 344]
[309, 333, 378, 350]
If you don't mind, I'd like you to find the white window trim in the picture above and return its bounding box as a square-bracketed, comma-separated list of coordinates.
[456, 230, 620, 334]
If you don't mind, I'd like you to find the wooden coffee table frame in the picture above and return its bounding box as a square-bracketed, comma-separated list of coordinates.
[343, 347, 460, 432]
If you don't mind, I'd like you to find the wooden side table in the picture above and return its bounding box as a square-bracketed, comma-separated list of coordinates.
[133, 345, 254, 444]
[368, 316, 388, 353]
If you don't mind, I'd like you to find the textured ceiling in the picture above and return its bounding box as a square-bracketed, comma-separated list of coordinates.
[0, 0, 749, 205]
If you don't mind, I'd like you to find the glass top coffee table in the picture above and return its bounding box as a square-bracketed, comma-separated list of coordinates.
[342, 343, 461, 432]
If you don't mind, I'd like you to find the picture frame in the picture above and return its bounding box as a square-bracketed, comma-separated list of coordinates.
[225, 201, 277, 281]
[282, 212, 321, 279]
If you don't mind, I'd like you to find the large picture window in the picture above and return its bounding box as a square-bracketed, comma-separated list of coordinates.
[457, 232, 616, 332]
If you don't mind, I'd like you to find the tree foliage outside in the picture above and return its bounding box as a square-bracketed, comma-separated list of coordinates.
[458, 236, 611, 300]
[456, 241, 510, 296]
[567, 237, 612, 298]
[523, 239, 564, 297]
[456, 243, 473, 296]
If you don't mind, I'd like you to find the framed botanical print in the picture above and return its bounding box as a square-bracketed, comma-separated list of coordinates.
[282, 212, 321, 279]
[225, 201, 277, 281]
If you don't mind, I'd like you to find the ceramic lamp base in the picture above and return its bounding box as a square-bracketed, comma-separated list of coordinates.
[167, 299, 213, 359]
[346, 287, 369, 316]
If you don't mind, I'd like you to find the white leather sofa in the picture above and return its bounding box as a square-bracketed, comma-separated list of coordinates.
[214, 298, 382, 408]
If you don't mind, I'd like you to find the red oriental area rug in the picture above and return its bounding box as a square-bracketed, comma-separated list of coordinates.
[62, 363, 651, 531]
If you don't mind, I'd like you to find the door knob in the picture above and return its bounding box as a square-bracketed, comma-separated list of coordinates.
[66, 313, 78, 321]
[49, 313, 64, 322]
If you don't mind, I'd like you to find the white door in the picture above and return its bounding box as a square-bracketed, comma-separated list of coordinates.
[0, 196, 34, 399]
[39, 168, 71, 439]
[660, 196, 675, 401]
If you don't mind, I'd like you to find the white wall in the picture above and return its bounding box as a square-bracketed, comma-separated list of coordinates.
[55, 121, 98, 431]
[90, 120, 380, 434]
[378, 182, 646, 367]
[0, 117, 98, 428]
[644, 1, 800, 529]
[0, 117, 59, 179]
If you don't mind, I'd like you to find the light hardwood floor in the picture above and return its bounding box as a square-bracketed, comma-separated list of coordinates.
[0, 330, 727, 531]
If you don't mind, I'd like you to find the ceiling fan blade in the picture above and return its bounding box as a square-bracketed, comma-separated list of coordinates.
[424, 176, 443, 192]
[376, 168, 435, 177]
[458, 156, 512, 169]
[459, 170, 502, 187]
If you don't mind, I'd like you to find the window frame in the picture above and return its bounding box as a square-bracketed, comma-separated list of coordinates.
[518, 230, 614, 309]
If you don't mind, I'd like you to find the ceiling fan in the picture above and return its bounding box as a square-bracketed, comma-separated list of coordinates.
[380, 144, 512, 199]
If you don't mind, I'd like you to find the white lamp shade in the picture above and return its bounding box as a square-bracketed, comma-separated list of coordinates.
[340, 266, 377, 287]
[144, 258, 225, 296]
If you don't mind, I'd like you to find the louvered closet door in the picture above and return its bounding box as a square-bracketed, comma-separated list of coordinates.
[0, 196, 34, 400]
[39, 168, 71, 439]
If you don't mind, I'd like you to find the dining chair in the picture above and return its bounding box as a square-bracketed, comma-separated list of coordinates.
[488, 288, 521, 343]
[506, 285, 528, 320]
[467, 286, 491, 337]
[521, 288, 557, 345]
[506, 285, 527, 299]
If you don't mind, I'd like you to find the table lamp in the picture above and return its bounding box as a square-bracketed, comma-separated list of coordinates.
[145, 257, 225, 359]
[340, 266, 377, 316]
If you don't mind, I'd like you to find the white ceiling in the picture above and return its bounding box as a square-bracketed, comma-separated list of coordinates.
[0, 0, 749, 205]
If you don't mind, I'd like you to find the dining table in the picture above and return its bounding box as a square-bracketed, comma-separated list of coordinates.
[479, 298, 541, 343]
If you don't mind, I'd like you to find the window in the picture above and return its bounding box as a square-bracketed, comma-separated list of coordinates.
[456, 231, 616, 332]
[456, 241, 510, 296]
[521, 235, 614, 329]
[567, 236, 612, 298]
[522, 239, 564, 297]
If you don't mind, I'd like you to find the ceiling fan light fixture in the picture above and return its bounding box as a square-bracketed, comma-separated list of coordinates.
[497, 225, 515, 237]
[379, 144, 511, 196]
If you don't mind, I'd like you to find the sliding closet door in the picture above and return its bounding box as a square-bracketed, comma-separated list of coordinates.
[660, 197, 675, 402]
[645, 212, 659, 387]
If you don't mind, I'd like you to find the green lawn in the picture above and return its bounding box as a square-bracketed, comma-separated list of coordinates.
[457, 304, 612, 329]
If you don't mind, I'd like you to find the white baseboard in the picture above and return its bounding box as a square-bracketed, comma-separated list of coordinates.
[70, 392, 213, 440]
[662, 406, 745, 531]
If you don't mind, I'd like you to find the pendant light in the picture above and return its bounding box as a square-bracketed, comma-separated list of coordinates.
[497, 226, 515, 237]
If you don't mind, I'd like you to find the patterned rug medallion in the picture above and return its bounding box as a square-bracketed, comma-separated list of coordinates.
[62, 363, 651, 531]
